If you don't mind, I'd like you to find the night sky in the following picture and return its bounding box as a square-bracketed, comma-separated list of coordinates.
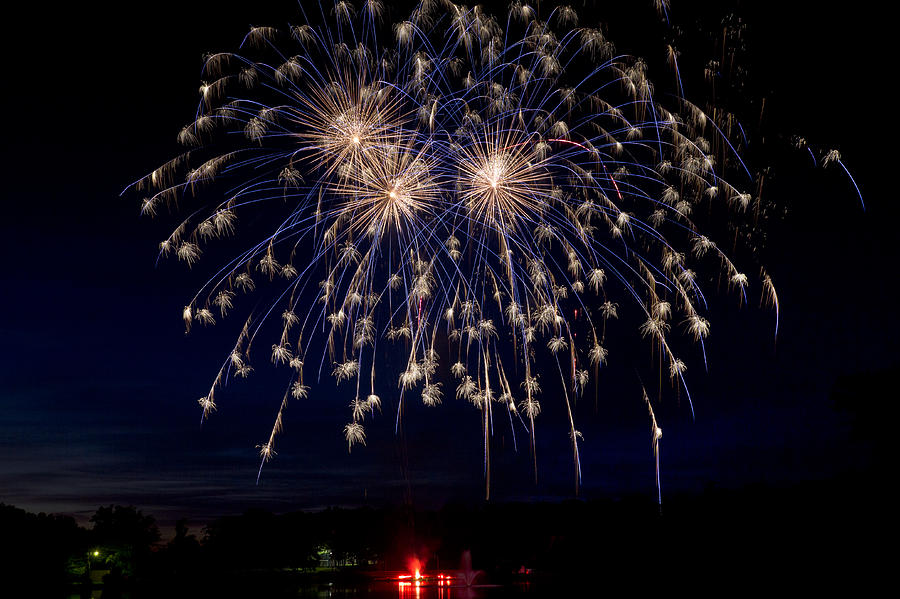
[1, 0, 893, 533]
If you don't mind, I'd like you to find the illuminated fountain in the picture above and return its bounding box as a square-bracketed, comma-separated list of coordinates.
[394, 550, 486, 592]
[458, 550, 484, 587]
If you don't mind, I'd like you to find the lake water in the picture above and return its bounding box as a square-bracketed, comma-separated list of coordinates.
[297, 580, 545, 598]
[68, 579, 555, 599]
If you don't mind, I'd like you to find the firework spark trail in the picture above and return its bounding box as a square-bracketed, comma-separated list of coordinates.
[126, 1, 858, 499]
[641, 384, 663, 505]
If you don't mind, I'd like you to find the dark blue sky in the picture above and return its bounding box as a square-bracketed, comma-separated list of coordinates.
[0, 0, 892, 532]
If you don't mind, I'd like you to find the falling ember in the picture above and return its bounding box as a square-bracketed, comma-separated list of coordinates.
[128, 0, 859, 501]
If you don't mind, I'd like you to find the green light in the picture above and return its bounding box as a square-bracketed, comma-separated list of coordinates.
[93, 551, 99, 557]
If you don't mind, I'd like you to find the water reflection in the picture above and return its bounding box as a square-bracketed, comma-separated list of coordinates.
[295, 580, 534, 599]
[65, 580, 540, 599]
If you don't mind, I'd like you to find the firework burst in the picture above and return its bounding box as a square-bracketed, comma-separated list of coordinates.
[126, 0, 858, 500]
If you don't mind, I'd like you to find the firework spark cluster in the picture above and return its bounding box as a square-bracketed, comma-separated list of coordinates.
[125, 0, 829, 497]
